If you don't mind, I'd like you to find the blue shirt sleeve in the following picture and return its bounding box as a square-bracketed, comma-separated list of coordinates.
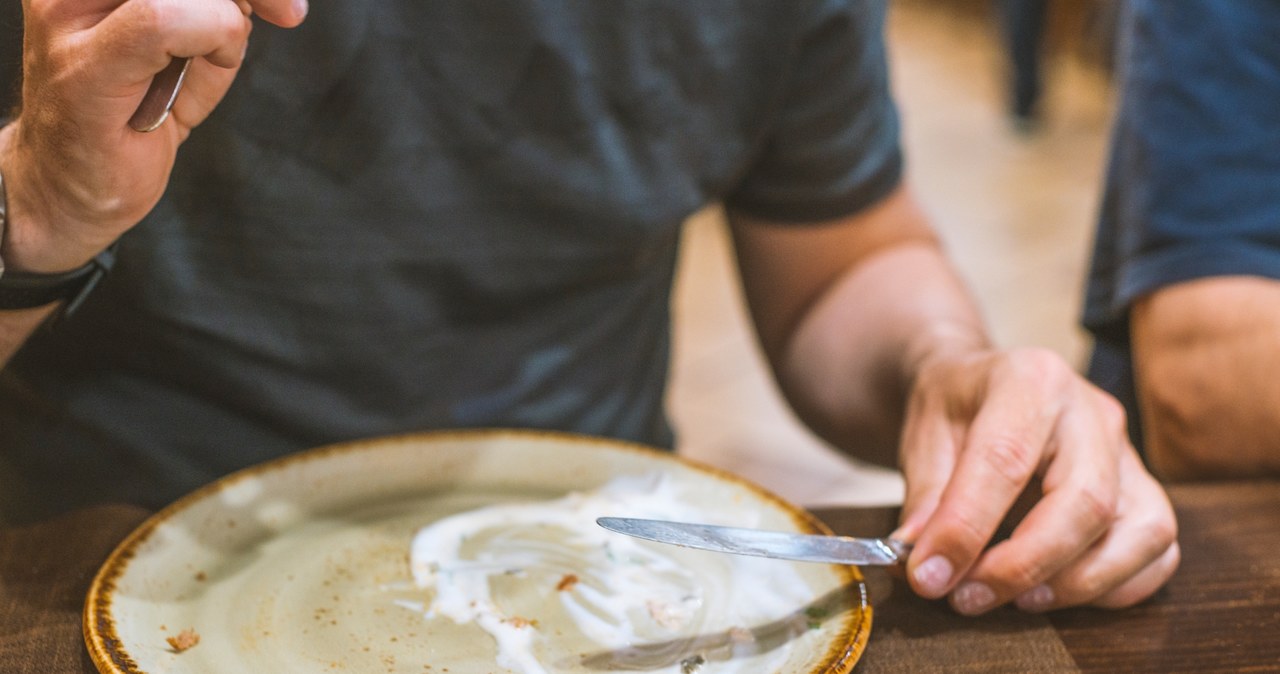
[1083, 0, 1280, 341]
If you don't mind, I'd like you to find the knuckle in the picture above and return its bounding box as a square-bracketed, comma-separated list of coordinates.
[1162, 541, 1183, 575]
[222, 10, 252, 43]
[989, 348, 1074, 410]
[942, 510, 995, 557]
[1006, 347, 1067, 386]
[981, 435, 1039, 486]
[132, 0, 169, 37]
[1075, 483, 1118, 532]
[1132, 488, 1179, 551]
[1093, 390, 1129, 437]
[1066, 566, 1111, 602]
[1142, 515, 1179, 552]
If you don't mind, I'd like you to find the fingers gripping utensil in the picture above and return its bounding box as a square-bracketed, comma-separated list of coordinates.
[128, 57, 192, 132]
[596, 517, 911, 566]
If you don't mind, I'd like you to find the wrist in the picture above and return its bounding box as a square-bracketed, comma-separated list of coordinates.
[901, 320, 992, 392]
[0, 122, 117, 274]
[0, 167, 119, 315]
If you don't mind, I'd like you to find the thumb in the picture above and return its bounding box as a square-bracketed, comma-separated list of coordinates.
[892, 406, 959, 543]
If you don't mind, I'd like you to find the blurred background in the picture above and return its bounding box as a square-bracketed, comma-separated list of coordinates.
[670, 0, 1120, 507]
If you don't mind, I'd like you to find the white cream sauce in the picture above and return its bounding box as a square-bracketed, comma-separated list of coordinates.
[408, 473, 823, 673]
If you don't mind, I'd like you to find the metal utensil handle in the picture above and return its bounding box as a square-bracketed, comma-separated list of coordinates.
[883, 538, 913, 561]
[128, 57, 192, 133]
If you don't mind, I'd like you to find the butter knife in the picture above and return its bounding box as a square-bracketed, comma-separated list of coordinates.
[596, 517, 910, 566]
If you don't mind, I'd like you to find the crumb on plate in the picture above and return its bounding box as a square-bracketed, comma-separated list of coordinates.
[166, 628, 200, 653]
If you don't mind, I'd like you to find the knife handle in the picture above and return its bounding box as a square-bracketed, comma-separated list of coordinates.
[129, 57, 192, 133]
[885, 538, 913, 562]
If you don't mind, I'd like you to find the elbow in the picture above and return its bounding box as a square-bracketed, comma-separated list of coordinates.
[1137, 378, 1220, 481]
[1136, 368, 1277, 481]
[1130, 277, 1280, 481]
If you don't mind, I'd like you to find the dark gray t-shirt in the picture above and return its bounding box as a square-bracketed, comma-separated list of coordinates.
[0, 0, 901, 519]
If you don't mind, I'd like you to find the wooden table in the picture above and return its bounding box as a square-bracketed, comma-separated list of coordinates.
[3, 481, 1277, 673]
[816, 480, 1280, 673]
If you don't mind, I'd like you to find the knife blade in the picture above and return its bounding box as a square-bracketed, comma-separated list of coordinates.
[596, 517, 910, 566]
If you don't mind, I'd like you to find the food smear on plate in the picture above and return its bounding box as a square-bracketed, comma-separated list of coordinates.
[408, 473, 824, 673]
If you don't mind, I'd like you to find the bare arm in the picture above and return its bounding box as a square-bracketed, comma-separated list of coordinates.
[730, 186, 986, 465]
[0, 0, 307, 365]
[1131, 275, 1280, 480]
[730, 186, 1178, 614]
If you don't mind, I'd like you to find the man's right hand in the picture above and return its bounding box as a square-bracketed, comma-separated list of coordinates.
[0, 0, 307, 274]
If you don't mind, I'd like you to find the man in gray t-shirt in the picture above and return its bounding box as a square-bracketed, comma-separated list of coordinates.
[0, 0, 1176, 616]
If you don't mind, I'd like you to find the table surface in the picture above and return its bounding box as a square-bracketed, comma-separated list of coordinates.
[2, 481, 1277, 673]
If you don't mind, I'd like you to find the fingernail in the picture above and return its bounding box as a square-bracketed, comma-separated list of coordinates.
[952, 581, 996, 616]
[293, 0, 309, 17]
[912, 555, 953, 597]
[1016, 584, 1055, 612]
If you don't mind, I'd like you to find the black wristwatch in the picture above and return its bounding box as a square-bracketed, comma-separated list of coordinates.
[0, 170, 118, 315]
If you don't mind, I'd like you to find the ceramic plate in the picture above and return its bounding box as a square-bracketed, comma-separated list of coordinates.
[84, 430, 870, 673]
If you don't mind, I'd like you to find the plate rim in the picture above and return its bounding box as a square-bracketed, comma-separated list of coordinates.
[82, 427, 871, 674]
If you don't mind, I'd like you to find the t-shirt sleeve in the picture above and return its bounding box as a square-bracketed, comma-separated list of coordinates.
[723, 0, 903, 223]
[1083, 0, 1280, 336]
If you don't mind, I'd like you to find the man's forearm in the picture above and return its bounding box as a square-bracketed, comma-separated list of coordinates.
[728, 188, 992, 467]
[775, 242, 990, 466]
[1131, 275, 1280, 480]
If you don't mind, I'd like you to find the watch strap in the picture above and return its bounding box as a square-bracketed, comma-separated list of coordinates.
[0, 246, 118, 311]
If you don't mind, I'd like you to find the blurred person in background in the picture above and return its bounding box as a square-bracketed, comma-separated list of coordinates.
[1084, 0, 1280, 480]
[995, 0, 1049, 128]
[1, 0, 1176, 614]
